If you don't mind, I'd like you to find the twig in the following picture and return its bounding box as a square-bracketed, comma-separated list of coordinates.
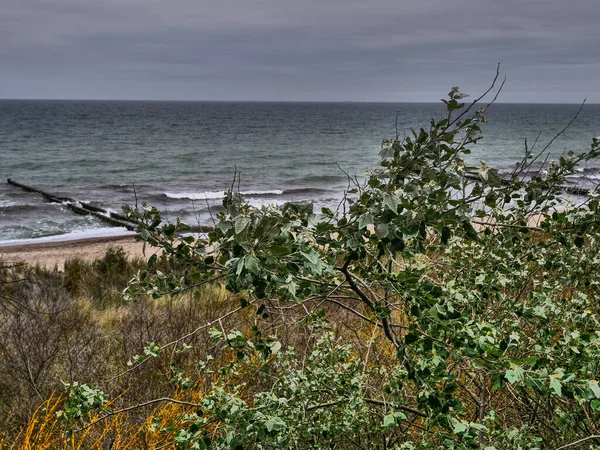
[554, 435, 600, 450]
[519, 100, 586, 176]
[102, 300, 253, 383]
[443, 63, 502, 132]
[26, 357, 43, 400]
[73, 397, 201, 432]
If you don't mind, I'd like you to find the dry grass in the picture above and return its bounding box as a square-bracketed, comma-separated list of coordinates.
[0, 246, 387, 448]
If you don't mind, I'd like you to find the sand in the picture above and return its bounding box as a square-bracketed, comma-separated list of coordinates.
[0, 235, 149, 269]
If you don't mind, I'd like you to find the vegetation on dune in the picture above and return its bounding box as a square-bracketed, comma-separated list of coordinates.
[3, 72, 600, 448]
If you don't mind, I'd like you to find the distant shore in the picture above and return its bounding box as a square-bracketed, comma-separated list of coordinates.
[0, 234, 147, 269]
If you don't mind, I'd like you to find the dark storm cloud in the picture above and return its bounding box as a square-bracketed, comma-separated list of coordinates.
[1, 0, 599, 101]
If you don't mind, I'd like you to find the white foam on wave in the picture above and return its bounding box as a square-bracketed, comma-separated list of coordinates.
[0, 227, 135, 247]
[0, 200, 31, 208]
[165, 190, 284, 200]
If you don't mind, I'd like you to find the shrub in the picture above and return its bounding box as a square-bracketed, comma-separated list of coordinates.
[22, 74, 600, 448]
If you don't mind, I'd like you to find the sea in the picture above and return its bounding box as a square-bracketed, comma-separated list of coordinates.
[1, 101, 599, 245]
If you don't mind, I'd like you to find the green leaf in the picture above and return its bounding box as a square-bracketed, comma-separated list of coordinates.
[244, 255, 260, 274]
[549, 376, 562, 396]
[452, 420, 468, 434]
[441, 226, 451, 246]
[505, 367, 524, 384]
[589, 380, 600, 398]
[234, 217, 251, 235]
[269, 341, 282, 355]
[462, 220, 479, 241]
[265, 417, 285, 432]
[382, 414, 396, 428]
[376, 223, 390, 239]
[301, 249, 320, 266]
[359, 213, 374, 229]
[383, 194, 401, 213]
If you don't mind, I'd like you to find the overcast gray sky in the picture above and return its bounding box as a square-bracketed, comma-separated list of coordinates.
[1, 0, 599, 102]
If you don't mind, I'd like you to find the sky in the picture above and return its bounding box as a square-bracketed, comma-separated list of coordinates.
[1, 0, 599, 103]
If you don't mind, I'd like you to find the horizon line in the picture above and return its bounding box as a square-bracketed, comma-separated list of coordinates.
[0, 98, 596, 106]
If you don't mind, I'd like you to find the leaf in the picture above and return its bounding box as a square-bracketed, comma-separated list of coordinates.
[589, 380, 600, 398]
[376, 223, 390, 239]
[244, 255, 260, 274]
[265, 417, 285, 432]
[359, 213, 374, 229]
[383, 194, 401, 213]
[505, 367, 524, 384]
[549, 375, 562, 396]
[301, 249, 320, 265]
[441, 226, 451, 246]
[269, 341, 282, 355]
[235, 257, 244, 276]
[462, 220, 479, 241]
[217, 221, 232, 233]
[394, 411, 407, 421]
[452, 420, 468, 434]
[267, 246, 292, 256]
[382, 414, 396, 428]
[234, 217, 251, 235]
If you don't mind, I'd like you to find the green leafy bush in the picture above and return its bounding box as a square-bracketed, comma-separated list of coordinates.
[64, 79, 600, 449]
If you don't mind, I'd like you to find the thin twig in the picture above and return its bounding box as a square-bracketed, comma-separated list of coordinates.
[554, 435, 600, 450]
[73, 397, 201, 432]
[102, 300, 253, 383]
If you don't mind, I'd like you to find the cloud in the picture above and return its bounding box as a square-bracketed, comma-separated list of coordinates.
[1, 0, 599, 101]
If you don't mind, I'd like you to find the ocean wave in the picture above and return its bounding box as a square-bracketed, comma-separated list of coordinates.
[284, 187, 333, 196]
[0, 200, 31, 208]
[0, 202, 61, 213]
[288, 174, 348, 184]
[165, 190, 284, 200]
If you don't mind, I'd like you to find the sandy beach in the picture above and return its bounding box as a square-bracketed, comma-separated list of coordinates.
[0, 234, 148, 269]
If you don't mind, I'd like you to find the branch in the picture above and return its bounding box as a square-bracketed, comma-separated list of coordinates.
[338, 259, 402, 349]
[304, 397, 426, 418]
[103, 300, 253, 383]
[518, 100, 586, 177]
[363, 398, 427, 418]
[73, 397, 201, 433]
[472, 220, 544, 233]
[554, 435, 600, 450]
[444, 63, 502, 132]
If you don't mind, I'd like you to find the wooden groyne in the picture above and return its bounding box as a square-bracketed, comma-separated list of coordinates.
[6, 179, 215, 234]
[7, 179, 139, 231]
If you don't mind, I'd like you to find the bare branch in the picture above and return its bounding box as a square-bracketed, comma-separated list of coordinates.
[73, 397, 201, 433]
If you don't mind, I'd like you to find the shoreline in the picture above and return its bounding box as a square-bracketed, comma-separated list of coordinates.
[0, 234, 147, 269]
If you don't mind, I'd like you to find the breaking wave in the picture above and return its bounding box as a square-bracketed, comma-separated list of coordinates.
[165, 190, 284, 200]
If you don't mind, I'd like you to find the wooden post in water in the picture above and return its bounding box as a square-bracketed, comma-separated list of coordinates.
[6, 179, 215, 234]
[7, 179, 139, 231]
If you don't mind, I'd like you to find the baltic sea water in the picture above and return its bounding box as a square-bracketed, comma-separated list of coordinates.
[1, 101, 599, 243]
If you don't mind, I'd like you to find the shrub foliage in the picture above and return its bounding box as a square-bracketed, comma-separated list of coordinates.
[8, 76, 600, 449]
